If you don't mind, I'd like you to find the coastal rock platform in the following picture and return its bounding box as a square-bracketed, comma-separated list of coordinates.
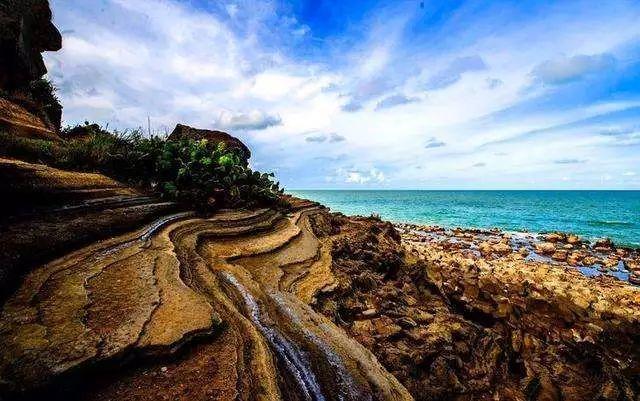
[1, 158, 639, 401]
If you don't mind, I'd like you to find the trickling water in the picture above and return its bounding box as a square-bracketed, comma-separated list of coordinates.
[270, 292, 370, 401]
[219, 271, 326, 401]
[99, 211, 194, 256]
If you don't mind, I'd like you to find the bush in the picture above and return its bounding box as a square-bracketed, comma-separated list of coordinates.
[0, 123, 284, 210]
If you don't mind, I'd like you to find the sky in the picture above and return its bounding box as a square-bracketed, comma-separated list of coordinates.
[45, 0, 640, 189]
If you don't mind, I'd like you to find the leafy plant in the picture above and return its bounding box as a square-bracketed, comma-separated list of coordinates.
[0, 123, 284, 210]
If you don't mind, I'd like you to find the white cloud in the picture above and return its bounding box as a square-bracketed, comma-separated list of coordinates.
[343, 168, 386, 184]
[45, 0, 640, 189]
[531, 53, 616, 85]
[217, 110, 282, 130]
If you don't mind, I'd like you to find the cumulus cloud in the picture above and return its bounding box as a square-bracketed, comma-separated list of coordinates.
[345, 168, 386, 184]
[217, 110, 282, 131]
[425, 55, 487, 90]
[305, 134, 327, 143]
[531, 53, 616, 85]
[45, 0, 640, 189]
[425, 137, 446, 148]
[553, 158, 587, 164]
[305, 132, 346, 143]
[341, 100, 363, 112]
[486, 78, 503, 89]
[375, 94, 420, 110]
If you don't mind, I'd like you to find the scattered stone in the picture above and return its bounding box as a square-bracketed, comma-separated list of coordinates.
[536, 242, 556, 255]
[545, 233, 565, 243]
[567, 234, 581, 245]
[372, 317, 402, 338]
[361, 308, 377, 317]
[551, 250, 568, 262]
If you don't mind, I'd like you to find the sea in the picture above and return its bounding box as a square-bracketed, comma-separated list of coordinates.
[288, 190, 640, 248]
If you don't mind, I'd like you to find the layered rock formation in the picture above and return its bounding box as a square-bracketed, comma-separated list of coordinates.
[0, 159, 410, 400]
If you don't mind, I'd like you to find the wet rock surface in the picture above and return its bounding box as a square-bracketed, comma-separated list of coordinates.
[313, 218, 640, 400]
[0, 163, 410, 401]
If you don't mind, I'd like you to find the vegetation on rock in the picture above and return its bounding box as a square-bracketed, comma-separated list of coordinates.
[0, 123, 283, 209]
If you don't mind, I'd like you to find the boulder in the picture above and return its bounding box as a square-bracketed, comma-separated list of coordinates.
[536, 242, 556, 255]
[0, 0, 62, 90]
[567, 234, 581, 245]
[593, 238, 614, 251]
[168, 124, 251, 161]
[544, 233, 565, 243]
[0, 0, 63, 136]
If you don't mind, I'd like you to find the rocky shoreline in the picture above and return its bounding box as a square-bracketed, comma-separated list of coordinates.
[311, 213, 640, 400]
[396, 222, 640, 285]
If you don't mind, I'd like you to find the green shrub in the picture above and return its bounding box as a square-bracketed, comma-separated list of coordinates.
[0, 124, 284, 210]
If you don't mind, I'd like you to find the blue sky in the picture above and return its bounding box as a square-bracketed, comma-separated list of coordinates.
[45, 0, 640, 189]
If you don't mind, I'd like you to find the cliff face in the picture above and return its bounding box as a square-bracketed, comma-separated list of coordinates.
[0, 0, 61, 89]
[0, 0, 62, 136]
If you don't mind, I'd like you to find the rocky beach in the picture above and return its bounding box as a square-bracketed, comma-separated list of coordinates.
[1, 1, 640, 401]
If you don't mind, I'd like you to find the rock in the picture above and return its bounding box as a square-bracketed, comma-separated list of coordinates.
[0, 0, 62, 90]
[593, 238, 614, 252]
[396, 317, 417, 329]
[0, 0, 63, 135]
[582, 256, 599, 266]
[518, 247, 530, 257]
[371, 316, 402, 338]
[545, 233, 565, 243]
[0, 97, 59, 140]
[567, 234, 581, 245]
[492, 242, 512, 255]
[478, 241, 493, 256]
[630, 273, 640, 285]
[536, 242, 556, 255]
[567, 252, 583, 266]
[551, 250, 568, 262]
[361, 308, 377, 317]
[168, 124, 251, 161]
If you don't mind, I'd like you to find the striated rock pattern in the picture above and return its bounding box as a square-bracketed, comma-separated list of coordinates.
[0, 164, 410, 400]
[0, 97, 60, 140]
[0, 158, 179, 301]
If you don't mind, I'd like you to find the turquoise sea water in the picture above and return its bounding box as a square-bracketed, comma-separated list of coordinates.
[288, 190, 640, 248]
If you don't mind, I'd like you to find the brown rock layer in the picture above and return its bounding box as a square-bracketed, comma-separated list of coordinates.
[0, 162, 410, 401]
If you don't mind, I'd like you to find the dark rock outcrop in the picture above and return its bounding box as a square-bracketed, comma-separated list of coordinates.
[0, 0, 61, 90]
[0, 0, 62, 136]
[168, 124, 251, 161]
